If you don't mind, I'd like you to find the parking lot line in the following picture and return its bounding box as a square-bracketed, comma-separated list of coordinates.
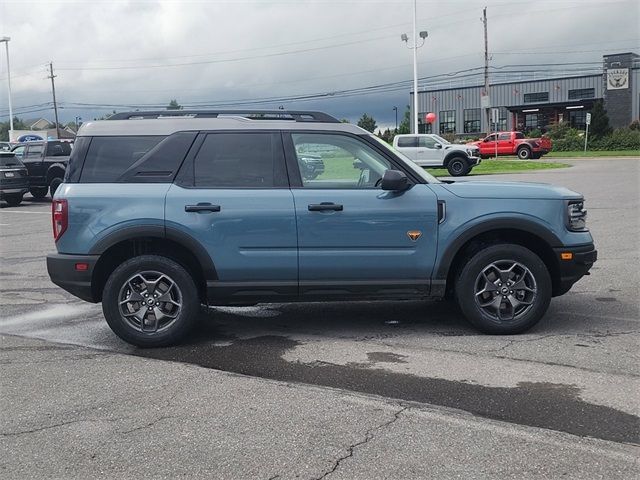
[0, 210, 50, 214]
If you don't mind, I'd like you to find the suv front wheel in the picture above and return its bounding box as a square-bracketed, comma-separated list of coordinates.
[446, 156, 471, 176]
[454, 244, 551, 334]
[102, 255, 200, 347]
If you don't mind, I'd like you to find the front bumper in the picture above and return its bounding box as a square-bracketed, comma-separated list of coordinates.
[553, 243, 597, 296]
[468, 156, 481, 166]
[47, 253, 100, 302]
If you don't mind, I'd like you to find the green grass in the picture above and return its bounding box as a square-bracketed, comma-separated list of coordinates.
[427, 159, 571, 177]
[312, 156, 571, 180]
[545, 150, 639, 158]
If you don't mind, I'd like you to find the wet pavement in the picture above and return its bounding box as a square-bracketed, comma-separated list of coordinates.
[1, 159, 639, 458]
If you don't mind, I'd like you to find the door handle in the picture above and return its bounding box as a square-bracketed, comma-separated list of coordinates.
[185, 203, 221, 213]
[308, 202, 343, 212]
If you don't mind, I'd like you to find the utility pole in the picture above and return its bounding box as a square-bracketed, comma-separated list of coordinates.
[482, 7, 491, 135]
[48, 62, 60, 139]
[1, 37, 13, 135]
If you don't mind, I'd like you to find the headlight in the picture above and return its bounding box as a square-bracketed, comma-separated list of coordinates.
[567, 200, 587, 231]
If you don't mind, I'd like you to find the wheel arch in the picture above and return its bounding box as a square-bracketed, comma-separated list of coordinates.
[89, 226, 216, 302]
[443, 151, 468, 166]
[46, 163, 66, 184]
[435, 220, 562, 298]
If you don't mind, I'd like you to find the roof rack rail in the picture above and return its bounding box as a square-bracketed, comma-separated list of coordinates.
[107, 110, 340, 123]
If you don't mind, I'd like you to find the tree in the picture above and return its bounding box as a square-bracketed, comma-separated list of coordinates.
[589, 100, 611, 138]
[398, 106, 411, 134]
[380, 128, 394, 144]
[340, 118, 350, 123]
[0, 117, 27, 141]
[167, 99, 182, 110]
[357, 113, 377, 133]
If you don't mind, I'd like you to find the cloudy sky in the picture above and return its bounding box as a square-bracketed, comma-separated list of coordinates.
[1, 0, 638, 129]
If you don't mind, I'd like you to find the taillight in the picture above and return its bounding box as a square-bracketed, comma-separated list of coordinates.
[52, 199, 68, 241]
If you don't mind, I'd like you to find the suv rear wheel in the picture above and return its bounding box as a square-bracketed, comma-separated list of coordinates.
[454, 244, 551, 334]
[4, 193, 23, 207]
[102, 255, 200, 347]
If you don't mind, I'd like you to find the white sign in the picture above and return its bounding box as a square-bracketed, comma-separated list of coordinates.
[480, 94, 491, 108]
[607, 68, 629, 90]
[586, 113, 592, 125]
[491, 108, 499, 124]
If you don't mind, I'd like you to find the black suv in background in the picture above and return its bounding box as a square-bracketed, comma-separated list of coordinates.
[11, 141, 71, 198]
[0, 152, 29, 206]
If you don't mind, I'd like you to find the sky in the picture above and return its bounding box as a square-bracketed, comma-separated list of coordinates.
[0, 0, 639, 130]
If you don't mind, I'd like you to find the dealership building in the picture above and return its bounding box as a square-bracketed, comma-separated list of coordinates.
[410, 52, 639, 136]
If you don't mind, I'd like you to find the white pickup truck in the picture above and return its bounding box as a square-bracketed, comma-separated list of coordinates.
[392, 134, 481, 176]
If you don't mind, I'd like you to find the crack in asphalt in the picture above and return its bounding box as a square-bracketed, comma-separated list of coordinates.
[313, 406, 409, 480]
[0, 417, 124, 437]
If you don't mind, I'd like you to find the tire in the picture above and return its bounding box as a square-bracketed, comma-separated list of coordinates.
[4, 193, 23, 207]
[446, 157, 471, 176]
[29, 187, 48, 199]
[102, 255, 200, 347]
[517, 147, 531, 160]
[454, 244, 551, 334]
[49, 177, 63, 197]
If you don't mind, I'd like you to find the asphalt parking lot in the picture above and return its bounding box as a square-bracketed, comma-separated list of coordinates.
[1, 158, 639, 478]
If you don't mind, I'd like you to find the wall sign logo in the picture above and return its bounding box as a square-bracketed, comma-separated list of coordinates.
[607, 68, 629, 90]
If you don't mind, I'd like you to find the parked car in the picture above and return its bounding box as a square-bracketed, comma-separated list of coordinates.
[297, 153, 325, 180]
[0, 141, 12, 152]
[12, 140, 71, 198]
[392, 134, 481, 176]
[47, 110, 596, 347]
[467, 131, 552, 160]
[0, 152, 29, 207]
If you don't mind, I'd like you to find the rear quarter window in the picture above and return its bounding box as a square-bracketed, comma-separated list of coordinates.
[79, 136, 164, 182]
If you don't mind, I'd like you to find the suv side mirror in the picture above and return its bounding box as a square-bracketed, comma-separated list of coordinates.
[381, 169, 409, 191]
[435, 143, 442, 149]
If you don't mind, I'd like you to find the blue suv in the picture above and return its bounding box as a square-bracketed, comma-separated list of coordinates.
[46, 110, 596, 347]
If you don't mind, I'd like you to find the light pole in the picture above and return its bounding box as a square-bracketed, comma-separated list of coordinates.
[75, 116, 82, 132]
[0, 37, 13, 136]
[393, 106, 398, 131]
[401, 1, 428, 134]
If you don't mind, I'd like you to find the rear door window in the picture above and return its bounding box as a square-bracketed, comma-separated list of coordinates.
[24, 144, 44, 160]
[396, 136, 418, 148]
[80, 136, 163, 182]
[193, 132, 285, 188]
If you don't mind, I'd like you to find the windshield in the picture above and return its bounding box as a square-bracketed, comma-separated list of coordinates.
[431, 134, 451, 145]
[367, 135, 441, 184]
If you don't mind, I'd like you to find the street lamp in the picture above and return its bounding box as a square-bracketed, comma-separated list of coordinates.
[401, 0, 428, 134]
[0, 36, 13, 135]
[393, 106, 398, 131]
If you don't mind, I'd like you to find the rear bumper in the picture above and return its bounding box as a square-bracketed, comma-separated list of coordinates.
[47, 253, 100, 302]
[553, 243, 597, 296]
[0, 186, 28, 197]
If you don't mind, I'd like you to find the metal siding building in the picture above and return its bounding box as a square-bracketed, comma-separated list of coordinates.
[412, 52, 639, 136]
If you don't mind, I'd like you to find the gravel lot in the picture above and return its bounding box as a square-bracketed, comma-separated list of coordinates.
[1, 157, 639, 478]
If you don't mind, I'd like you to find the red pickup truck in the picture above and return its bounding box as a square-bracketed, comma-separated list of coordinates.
[467, 132, 552, 159]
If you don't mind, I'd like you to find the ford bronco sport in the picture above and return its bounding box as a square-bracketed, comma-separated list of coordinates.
[46, 110, 596, 347]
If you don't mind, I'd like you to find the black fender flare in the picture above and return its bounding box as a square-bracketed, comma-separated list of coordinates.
[89, 225, 217, 280]
[443, 151, 469, 166]
[46, 163, 67, 183]
[433, 217, 562, 281]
